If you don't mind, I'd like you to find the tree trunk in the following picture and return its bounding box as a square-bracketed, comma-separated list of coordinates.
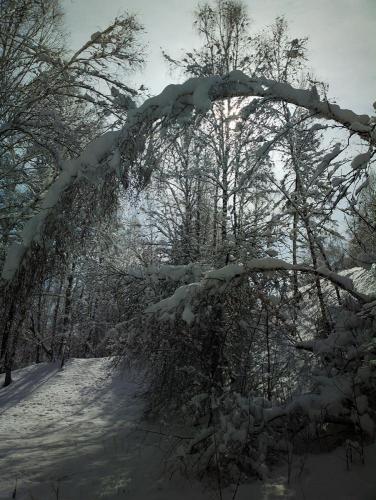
[59, 263, 75, 368]
[51, 279, 63, 360]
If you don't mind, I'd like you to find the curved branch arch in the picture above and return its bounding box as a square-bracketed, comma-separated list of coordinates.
[2, 70, 375, 284]
[147, 259, 373, 329]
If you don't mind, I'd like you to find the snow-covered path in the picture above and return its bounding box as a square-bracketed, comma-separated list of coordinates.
[0, 358, 152, 499]
[1, 359, 376, 500]
[0, 358, 232, 499]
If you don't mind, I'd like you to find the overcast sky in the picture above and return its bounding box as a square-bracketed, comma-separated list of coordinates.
[62, 0, 376, 115]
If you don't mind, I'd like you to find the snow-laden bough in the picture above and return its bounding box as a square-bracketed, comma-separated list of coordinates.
[2, 70, 375, 283]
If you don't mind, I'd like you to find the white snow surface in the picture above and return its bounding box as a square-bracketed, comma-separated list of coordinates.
[1, 358, 376, 499]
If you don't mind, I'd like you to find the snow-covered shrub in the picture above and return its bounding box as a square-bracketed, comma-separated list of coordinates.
[177, 390, 276, 482]
[116, 265, 309, 477]
[118, 259, 376, 483]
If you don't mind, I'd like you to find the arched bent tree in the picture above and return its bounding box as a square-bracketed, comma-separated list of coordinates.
[1, 70, 375, 385]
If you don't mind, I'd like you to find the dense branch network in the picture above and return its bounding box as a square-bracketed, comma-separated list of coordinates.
[2, 70, 375, 285]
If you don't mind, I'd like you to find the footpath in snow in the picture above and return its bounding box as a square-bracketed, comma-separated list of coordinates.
[0, 358, 376, 499]
[0, 358, 218, 499]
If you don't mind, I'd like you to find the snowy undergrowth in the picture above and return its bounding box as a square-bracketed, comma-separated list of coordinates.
[118, 262, 376, 493]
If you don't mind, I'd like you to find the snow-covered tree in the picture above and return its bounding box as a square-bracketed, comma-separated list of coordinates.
[0, 0, 145, 385]
[0, 2, 375, 491]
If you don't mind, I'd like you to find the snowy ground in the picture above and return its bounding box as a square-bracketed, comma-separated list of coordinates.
[0, 359, 376, 499]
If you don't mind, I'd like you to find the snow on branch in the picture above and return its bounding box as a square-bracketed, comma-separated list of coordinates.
[2, 70, 375, 283]
[147, 258, 372, 325]
[1, 131, 121, 281]
[126, 70, 376, 147]
[243, 258, 366, 301]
